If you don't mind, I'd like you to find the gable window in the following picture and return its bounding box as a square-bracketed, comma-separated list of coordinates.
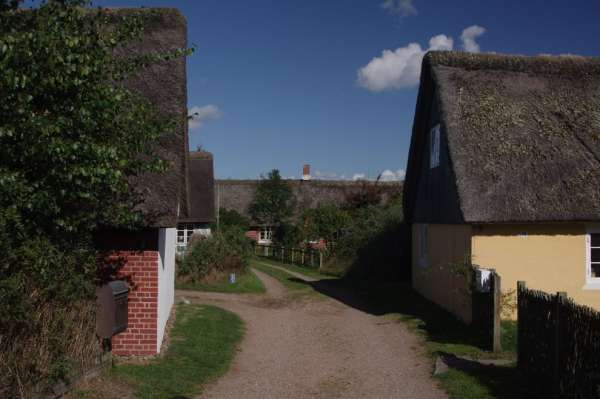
[429, 124, 440, 169]
[586, 230, 600, 288]
[418, 224, 428, 267]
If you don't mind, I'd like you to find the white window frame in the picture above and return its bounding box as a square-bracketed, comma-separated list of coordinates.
[584, 228, 600, 290]
[429, 124, 440, 169]
[418, 224, 428, 268]
[258, 226, 273, 244]
[176, 223, 211, 253]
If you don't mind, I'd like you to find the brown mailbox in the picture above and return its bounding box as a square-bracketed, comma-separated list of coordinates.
[96, 280, 129, 339]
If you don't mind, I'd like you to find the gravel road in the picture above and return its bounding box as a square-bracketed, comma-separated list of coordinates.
[176, 265, 447, 399]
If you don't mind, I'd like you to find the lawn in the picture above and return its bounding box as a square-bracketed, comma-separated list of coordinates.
[71, 304, 244, 399]
[253, 257, 338, 280]
[250, 259, 326, 298]
[176, 269, 265, 294]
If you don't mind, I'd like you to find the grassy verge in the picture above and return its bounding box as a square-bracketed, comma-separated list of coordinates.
[354, 280, 520, 398]
[176, 269, 265, 294]
[253, 257, 338, 280]
[71, 304, 244, 399]
[250, 259, 324, 298]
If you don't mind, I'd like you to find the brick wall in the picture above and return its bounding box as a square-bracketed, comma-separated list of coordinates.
[111, 250, 159, 356]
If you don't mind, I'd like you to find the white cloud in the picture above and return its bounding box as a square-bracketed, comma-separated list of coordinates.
[381, 0, 417, 17]
[379, 169, 406, 181]
[314, 170, 339, 180]
[352, 173, 367, 181]
[312, 169, 405, 182]
[460, 25, 486, 53]
[357, 34, 453, 91]
[188, 105, 222, 131]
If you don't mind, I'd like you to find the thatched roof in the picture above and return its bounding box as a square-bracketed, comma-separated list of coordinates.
[217, 179, 402, 222]
[180, 151, 215, 223]
[404, 51, 600, 223]
[115, 8, 189, 227]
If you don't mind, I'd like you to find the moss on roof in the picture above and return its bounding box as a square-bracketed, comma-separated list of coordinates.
[405, 51, 600, 223]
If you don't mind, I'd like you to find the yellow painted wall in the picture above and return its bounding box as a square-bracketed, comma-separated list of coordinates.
[471, 224, 598, 317]
[412, 224, 473, 323]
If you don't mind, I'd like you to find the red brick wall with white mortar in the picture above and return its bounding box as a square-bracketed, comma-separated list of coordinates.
[111, 250, 159, 356]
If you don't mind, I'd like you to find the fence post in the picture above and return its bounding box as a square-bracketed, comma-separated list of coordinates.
[301, 250, 305, 265]
[319, 251, 323, 270]
[310, 251, 314, 267]
[281, 247, 284, 262]
[517, 281, 526, 369]
[554, 291, 567, 398]
[492, 271, 502, 352]
[291, 249, 295, 264]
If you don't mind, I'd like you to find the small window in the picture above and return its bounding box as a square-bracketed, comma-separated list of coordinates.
[259, 227, 272, 242]
[429, 124, 440, 169]
[418, 224, 428, 267]
[588, 232, 600, 282]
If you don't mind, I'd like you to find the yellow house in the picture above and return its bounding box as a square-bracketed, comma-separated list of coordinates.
[403, 51, 600, 323]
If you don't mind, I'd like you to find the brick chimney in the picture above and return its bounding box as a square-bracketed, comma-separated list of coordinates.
[302, 164, 311, 181]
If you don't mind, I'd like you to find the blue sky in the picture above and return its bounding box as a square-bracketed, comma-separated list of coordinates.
[91, 0, 600, 179]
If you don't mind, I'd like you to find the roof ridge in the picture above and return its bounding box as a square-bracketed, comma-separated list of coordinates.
[425, 51, 600, 76]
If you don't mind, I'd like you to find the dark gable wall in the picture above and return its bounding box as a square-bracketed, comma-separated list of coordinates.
[413, 88, 463, 224]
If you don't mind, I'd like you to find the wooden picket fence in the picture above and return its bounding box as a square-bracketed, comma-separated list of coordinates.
[254, 244, 325, 269]
[518, 281, 600, 398]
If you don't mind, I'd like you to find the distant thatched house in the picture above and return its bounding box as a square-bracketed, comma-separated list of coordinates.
[404, 51, 600, 322]
[176, 151, 215, 252]
[217, 166, 402, 245]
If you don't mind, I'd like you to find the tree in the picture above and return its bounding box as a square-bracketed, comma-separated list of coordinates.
[301, 204, 350, 243]
[0, 0, 191, 240]
[218, 207, 250, 231]
[0, 2, 191, 393]
[248, 169, 295, 226]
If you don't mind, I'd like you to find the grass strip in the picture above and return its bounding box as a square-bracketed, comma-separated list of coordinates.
[176, 269, 265, 294]
[250, 260, 323, 298]
[112, 304, 243, 398]
[253, 257, 338, 280]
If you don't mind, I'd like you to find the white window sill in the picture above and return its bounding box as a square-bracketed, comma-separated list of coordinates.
[583, 282, 600, 290]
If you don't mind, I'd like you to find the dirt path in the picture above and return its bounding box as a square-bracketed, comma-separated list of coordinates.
[176, 266, 447, 399]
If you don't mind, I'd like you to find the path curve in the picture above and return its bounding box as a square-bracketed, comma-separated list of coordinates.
[177, 265, 447, 399]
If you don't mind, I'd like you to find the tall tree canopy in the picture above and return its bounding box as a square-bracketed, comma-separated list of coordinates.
[248, 169, 295, 226]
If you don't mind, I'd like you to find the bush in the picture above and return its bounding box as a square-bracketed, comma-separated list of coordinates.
[329, 201, 409, 280]
[0, 233, 99, 397]
[274, 222, 303, 247]
[178, 227, 252, 283]
[217, 208, 250, 231]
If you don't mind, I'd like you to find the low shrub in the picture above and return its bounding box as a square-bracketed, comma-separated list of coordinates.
[0, 234, 100, 398]
[178, 227, 253, 283]
[329, 201, 409, 281]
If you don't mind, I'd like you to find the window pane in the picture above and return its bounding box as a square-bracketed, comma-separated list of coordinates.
[592, 264, 600, 278]
[592, 248, 600, 263]
[591, 234, 600, 247]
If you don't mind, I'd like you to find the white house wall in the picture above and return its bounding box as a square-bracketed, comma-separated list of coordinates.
[157, 227, 176, 352]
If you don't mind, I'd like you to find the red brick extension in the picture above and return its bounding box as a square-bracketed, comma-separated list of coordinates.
[110, 250, 160, 356]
